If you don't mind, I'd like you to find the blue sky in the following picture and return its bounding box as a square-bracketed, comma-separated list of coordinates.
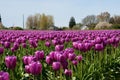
[0, 0, 120, 27]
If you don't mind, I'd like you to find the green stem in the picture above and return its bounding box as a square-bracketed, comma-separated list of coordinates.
[40, 72, 42, 80]
[105, 48, 107, 64]
[80, 61, 82, 80]
[0, 56, 2, 70]
[10, 70, 15, 80]
[60, 69, 62, 80]
[99, 51, 102, 69]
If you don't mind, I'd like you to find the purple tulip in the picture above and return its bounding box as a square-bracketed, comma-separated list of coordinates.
[0, 47, 4, 55]
[5, 56, 17, 69]
[65, 38, 70, 42]
[22, 43, 27, 48]
[95, 37, 102, 43]
[52, 39, 58, 45]
[53, 52, 62, 61]
[29, 40, 38, 48]
[45, 41, 51, 47]
[109, 37, 116, 44]
[25, 65, 30, 74]
[0, 41, 4, 46]
[65, 48, 74, 53]
[4, 41, 11, 48]
[90, 40, 96, 46]
[68, 53, 76, 61]
[29, 61, 42, 75]
[13, 42, 19, 50]
[115, 37, 119, 43]
[33, 42, 38, 48]
[22, 56, 34, 65]
[78, 43, 85, 52]
[16, 38, 21, 44]
[10, 47, 15, 52]
[0, 71, 9, 80]
[76, 55, 83, 62]
[55, 45, 64, 51]
[49, 51, 55, 60]
[61, 60, 68, 69]
[11, 39, 15, 43]
[56, 54, 66, 62]
[21, 38, 26, 43]
[64, 69, 72, 77]
[72, 60, 78, 65]
[62, 52, 68, 59]
[34, 50, 44, 61]
[95, 44, 104, 51]
[59, 38, 65, 44]
[52, 62, 61, 71]
[46, 56, 53, 65]
[84, 43, 91, 51]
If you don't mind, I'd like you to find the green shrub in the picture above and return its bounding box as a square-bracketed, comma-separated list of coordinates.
[13, 27, 23, 30]
[111, 24, 120, 29]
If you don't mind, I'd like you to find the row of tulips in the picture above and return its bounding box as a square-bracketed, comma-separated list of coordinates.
[0, 30, 120, 80]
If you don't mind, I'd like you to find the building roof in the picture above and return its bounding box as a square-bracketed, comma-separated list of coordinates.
[81, 25, 89, 30]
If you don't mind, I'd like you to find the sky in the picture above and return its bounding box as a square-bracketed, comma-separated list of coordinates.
[0, 0, 120, 28]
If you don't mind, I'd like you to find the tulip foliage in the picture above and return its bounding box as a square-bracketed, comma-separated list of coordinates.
[0, 30, 120, 80]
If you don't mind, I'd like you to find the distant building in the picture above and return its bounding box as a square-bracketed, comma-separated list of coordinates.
[81, 25, 89, 30]
[48, 25, 59, 30]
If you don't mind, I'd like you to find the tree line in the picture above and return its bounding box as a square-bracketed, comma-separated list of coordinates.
[26, 13, 54, 30]
[69, 12, 120, 30]
[1, 12, 120, 30]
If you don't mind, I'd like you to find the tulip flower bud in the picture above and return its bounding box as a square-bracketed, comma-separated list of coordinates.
[52, 62, 61, 71]
[45, 41, 51, 47]
[5, 56, 17, 69]
[76, 55, 83, 62]
[46, 56, 53, 65]
[72, 42, 78, 49]
[0, 71, 10, 80]
[34, 50, 44, 61]
[25, 65, 30, 74]
[61, 60, 68, 69]
[10, 47, 15, 52]
[13, 42, 19, 50]
[72, 60, 78, 65]
[55, 45, 64, 51]
[22, 56, 34, 65]
[4, 41, 10, 48]
[22, 43, 27, 48]
[64, 69, 72, 77]
[95, 44, 104, 51]
[68, 53, 76, 61]
[0, 47, 4, 55]
[29, 62, 42, 75]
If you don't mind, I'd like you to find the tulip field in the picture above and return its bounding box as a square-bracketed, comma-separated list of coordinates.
[0, 30, 120, 80]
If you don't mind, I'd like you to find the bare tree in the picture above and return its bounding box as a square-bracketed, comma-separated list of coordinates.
[47, 15, 54, 28]
[26, 15, 34, 29]
[97, 12, 110, 22]
[82, 15, 98, 25]
[33, 14, 41, 29]
[26, 13, 54, 30]
[113, 15, 120, 24]
[39, 14, 48, 30]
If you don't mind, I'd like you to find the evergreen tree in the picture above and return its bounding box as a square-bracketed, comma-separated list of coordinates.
[69, 17, 76, 29]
